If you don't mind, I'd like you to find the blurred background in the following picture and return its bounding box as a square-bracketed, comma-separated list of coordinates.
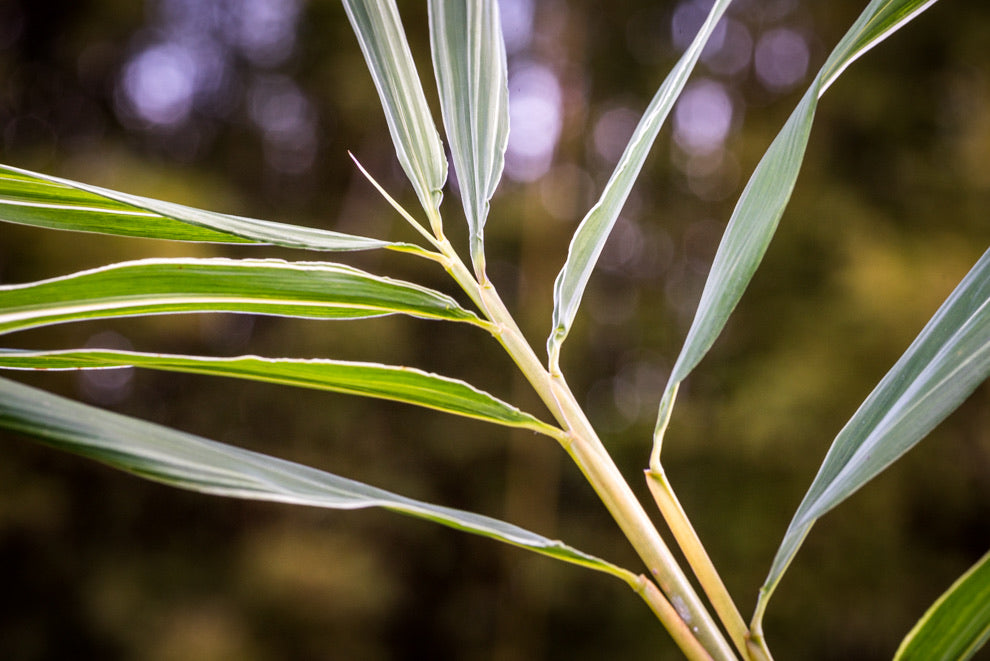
[0, 0, 988, 659]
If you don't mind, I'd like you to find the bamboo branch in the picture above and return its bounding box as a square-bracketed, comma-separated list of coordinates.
[646, 468, 753, 659]
[439, 242, 737, 660]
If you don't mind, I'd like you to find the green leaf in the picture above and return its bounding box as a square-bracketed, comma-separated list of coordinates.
[429, 0, 509, 275]
[754, 247, 990, 629]
[0, 257, 484, 335]
[343, 0, 448, 234]
[0, 375, 634, 584]
[0, 348, 557, 435]
[0, 164, 412, 253]
[547, 0, 732, 372]
[652, 0, 941, 461]
[895, 549, 990, 661]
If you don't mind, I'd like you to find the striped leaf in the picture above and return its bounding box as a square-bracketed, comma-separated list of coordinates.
[895, 549, 990, 661]
[653, 0, 941, 461]
[754, 247, 990, 631]
[343, 0, 448, 233]
[547, 0, 732, 371]
[429, 0, 509, 274]
[0, 348, 556, 435]
[0, 375, 633, 584]
[0, 164, 409, 253]
[0, 257, 483, 335]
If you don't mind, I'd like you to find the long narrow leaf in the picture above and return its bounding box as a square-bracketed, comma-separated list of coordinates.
[343, 0, 448, 234]
[754, 247, 990, 629]
[0, 257, 483, 335]
[0, 164, 417, 253]
[547, 0, 732, 371]
[0, 375, 634, 583]
[895, 548, 990, 661]
[429, 0, 509, 275]
[0, 348, 557, 436]
[652, 0, 940, 461]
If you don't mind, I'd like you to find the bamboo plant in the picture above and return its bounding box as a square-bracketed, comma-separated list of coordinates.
[0, 0, 987, 658]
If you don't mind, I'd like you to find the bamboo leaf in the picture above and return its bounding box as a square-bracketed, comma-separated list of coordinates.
[343, 0, 448, 234]
[0, 164, 413, 253]
[652, 0, 941, 460]
[0, 375, 634, 584]
[547, 0, 732, 371]
[754, 247, 990, 630]
[0, 348, 556, 435]
[895, 549, 990, 661]
[0, 257, 483, 335]
[429, 0, 509, 275]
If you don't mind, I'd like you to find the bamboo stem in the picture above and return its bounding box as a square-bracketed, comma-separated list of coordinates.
[646, 468, 751, 659]
[549, 376, 736, 661]
[440, 243, 737, 660]
[635, 575, 716, 661]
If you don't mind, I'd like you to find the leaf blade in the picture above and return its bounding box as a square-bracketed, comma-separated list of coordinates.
[0, 164, 406, 252]
[0, 257, 483, 335]
[653, 0, 942, 461]
[343, 0, 448, 232]
[895, 549, 990, 661]
[429, 0, 509, 274]
[755, 247, 990, 627]
[0, 348, 555, 435]
[547, 0, 732, 370]
[0, 375, 632, 583]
